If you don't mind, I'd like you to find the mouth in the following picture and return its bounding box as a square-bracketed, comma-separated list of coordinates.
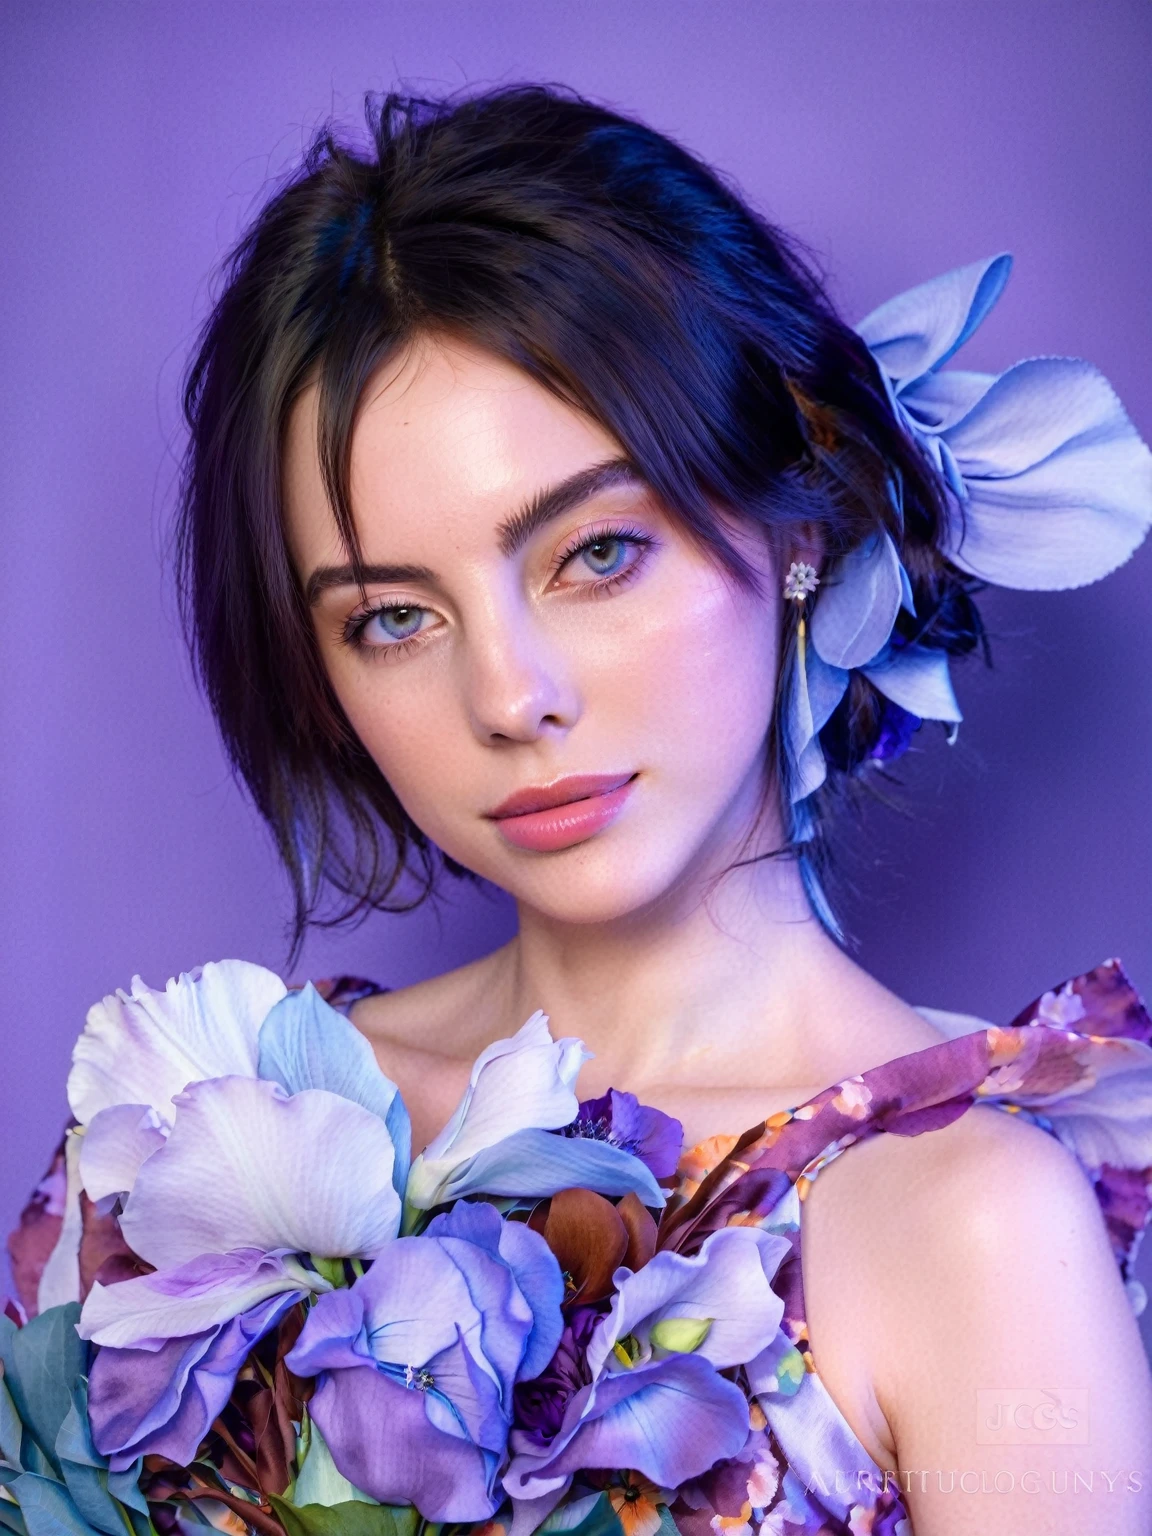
[487, 773, 638, 852]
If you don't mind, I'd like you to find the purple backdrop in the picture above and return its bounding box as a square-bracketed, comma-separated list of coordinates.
[3, 3, 1150, 1343]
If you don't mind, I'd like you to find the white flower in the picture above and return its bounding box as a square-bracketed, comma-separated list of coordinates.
[783, 561, 820, 602]
[80, 1074, 402, 1348]
[405, 1012, 587, 1211]
[1037, 983, 1088, 1029]
[68, 960, 286, 1202]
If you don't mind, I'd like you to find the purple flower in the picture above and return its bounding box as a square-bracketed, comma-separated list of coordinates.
[563, 1090, 682, 1180]
[505, 1226, 788, 1503]
[87, 1257, 303, 1469]
[868, 699, 922, 763]
[512, 1304, 602, 1448]
[78, 1077, 403, 1467]
[285, 1201, 564, 1522]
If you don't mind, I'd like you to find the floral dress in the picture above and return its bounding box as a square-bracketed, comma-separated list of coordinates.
[8, 960, 1152, 1536]
[319, 960, 1152, 1536]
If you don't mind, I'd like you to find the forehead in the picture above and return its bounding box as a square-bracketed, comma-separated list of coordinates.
[282, 333, 623, 565]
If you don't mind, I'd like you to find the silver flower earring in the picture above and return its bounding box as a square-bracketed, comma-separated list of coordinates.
[783, 561, 820, 671]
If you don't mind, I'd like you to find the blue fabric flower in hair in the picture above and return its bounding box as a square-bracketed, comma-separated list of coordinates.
[787, 253, 1152, 807]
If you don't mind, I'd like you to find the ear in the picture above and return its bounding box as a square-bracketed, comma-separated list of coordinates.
[787, 523, 825, 575]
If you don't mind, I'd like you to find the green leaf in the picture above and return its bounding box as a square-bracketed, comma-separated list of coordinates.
[549, 1494, 623, 1536]
[56, 1383, 147, 1531]
[380, 1506, 419, 1536]
[0, 1378, 24, 1473]
[293, 1422, 376, 1507]
[269, 1498, 401, 1536]
[105, 1467, 148, 1521]
[55, 1397, 122, 1536]
[654, 1506, 681, 1536]
[9, 1473, 100, 1536]
[0, 1306, 87, 1476]
[0, 1496, 28, 1536]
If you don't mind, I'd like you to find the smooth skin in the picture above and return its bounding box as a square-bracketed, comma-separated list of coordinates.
[283, 332, 1152, 1534]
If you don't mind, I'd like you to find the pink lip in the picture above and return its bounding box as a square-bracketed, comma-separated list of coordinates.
[488, 773, 637, 852]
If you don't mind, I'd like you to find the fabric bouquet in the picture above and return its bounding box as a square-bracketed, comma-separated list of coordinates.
[1, 961, 794, 1536]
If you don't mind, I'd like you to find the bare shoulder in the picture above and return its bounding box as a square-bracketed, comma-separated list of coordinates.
[803, 1102, 1152, 1485]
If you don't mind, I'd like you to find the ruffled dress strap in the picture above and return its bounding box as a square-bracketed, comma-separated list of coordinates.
[667, 958, 1152, 1306]
[661, 959, 1152, 1535]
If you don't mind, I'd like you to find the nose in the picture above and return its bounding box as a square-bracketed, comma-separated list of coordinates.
[463, 613, 582, 747]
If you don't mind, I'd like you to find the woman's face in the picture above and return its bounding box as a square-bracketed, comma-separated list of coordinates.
[283, 334, 789, 926]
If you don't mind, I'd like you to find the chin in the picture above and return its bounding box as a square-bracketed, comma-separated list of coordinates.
[453, 821, 723, 927]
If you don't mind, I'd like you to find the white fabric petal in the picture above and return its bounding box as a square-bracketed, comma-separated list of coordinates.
[810, 532, 906, 670]
[856, 254, 1012, 388]
[79, 1103, 168, 1202]
[937, 358, 1152, 588]
[861, 644, 962, 724]
[78, 1249, 316, 1348]
[68, 960, 285, 1126]
[119, 1076, 401, 1268]
[411, 1014, 587, 1201]
[36, 1128, 84, 1312]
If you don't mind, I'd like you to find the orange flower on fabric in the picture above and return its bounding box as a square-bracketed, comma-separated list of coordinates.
[608, 1472, 667, 1536]
[678, 1133, 740, 1185]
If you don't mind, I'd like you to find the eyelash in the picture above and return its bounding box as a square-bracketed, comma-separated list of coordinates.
[341, 523, 656, 657]
[551, 522, 655, 592]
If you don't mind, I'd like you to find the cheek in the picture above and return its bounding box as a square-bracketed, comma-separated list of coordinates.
[591, 571, 780, 788]
[333, 659, 461, 813]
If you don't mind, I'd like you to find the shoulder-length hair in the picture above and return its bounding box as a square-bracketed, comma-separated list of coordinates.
[176, 83, 982, 950]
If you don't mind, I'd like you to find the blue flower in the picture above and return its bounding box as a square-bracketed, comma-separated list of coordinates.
[504, 1226, 788, 1504]
[285, 1201, 565, 1522]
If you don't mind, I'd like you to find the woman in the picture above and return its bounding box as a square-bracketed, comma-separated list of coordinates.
[9, 84, 1152, 1535]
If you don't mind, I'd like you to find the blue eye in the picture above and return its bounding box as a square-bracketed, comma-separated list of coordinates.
[361, 605, 427, 645]
[579, 537, 628, 577]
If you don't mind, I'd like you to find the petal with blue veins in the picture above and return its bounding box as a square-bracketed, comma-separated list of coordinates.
[86, 1286, 303, 1469]
[786, 647, 849, 805]
[407, 1014, 589, 1209]
[810, 531, 907, 670]
[588, 1227, 788, 1376]
[505, 1354, 750, 1499]
[424, 1128, 666, 1210]
[937, 357, 1152, 588]
[306, 1361, 501, 1521]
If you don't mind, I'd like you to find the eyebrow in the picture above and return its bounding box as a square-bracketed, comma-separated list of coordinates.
[304, 456, 645, 604]
[495, 456, 644, 557]
[305, 561, 436, 605]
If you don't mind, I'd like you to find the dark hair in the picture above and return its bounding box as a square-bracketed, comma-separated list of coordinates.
[176, 82, 985, 949]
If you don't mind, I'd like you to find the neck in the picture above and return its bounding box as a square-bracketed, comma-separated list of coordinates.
[494, 838, 852, 1097]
